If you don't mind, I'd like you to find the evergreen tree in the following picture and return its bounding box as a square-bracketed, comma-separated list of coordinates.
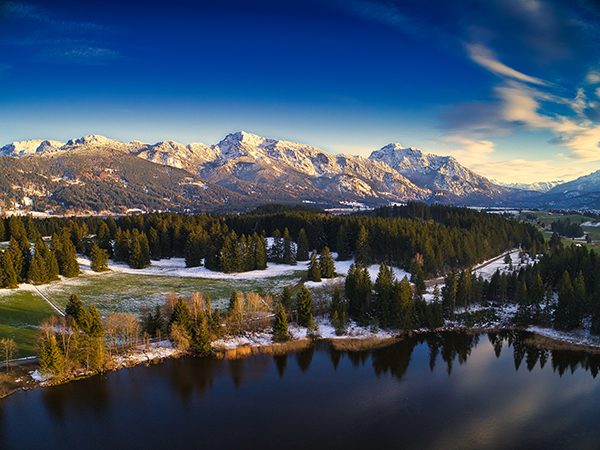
[169, 297, 192, 335]
[269, 229, 284, 263]
[282, 228, 296, 265]
[345, 263, 372, 319]
[90, 243, 109, 272]
[296, 228, 309, 261]
[96, 222, 113, 257]
[374, 262, 395, 327]
[38, 334, 63, 377]
[272, 303, 290, 341]
[54, 231, 79, 277]
[280, 286, 293, 310]
[554, 271, 576, 331]
[331, 286, 347, 335]
[442, 272, 457, 319]
[7, 237, 24, 282]
[319, 247, 335, 278]
[296, 286, 314, 328]
[1, 251, 18, 288]
[65, 294, 85, 323]
[192, 314, 212, 354]
[28, 250, 46, 284]
[354, 225, 371, 266]
[185, 229, 207, 267]
[226, 290, 243, 335]
[393, 276, 415, 330]
[336, 224, 351, 261]
[307, 251, 321, 282]
[86, 304, 105, 338]
[147, 227, 161, 260]
[113, 228, 130, 263]
[253, 232, 267, 270]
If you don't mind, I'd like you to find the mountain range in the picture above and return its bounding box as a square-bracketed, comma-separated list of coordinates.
[0, 131, 597, 213]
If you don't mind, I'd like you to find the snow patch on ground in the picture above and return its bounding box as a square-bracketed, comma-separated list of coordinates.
[581, 221, 600, 227]
[528, 326, 600, 348]
[111, 340, 180, 367]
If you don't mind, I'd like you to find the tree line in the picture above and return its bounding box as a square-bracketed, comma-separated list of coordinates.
[3, 202, 545, 277]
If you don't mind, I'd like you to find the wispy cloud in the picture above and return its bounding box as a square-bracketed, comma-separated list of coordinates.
[468, 158, 588, 183]
[466, 44, 550, 86]
[442, 42, 600, 164]
[0, 1, 117, 64]
[0, 1, 107, 32]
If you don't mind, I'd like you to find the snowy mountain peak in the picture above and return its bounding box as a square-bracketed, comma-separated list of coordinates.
[548, 169, 600, 194]
[0, 139, 65, 157]
[65, 135, 119, 147]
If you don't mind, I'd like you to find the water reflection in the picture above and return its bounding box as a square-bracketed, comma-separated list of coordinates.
[1, 330, 600, 450]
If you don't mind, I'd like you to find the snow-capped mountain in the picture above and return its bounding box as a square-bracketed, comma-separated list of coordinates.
[495, 180, 563, 192]
[0, 131, 569, 212]
[0, 139, 65, 157]
[369, 144, 510, 201]
[547, 170, 600, 194]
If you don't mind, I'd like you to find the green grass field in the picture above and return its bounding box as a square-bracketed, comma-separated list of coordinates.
[0, 269, 307, 358]
[0, 290, 56, 358]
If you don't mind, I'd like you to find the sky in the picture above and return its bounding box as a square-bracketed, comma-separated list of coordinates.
[1, 0, 600, 184]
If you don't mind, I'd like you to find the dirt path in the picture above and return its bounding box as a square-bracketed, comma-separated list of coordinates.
[424, 249, 517, 288]
[31, 285, 65, 316]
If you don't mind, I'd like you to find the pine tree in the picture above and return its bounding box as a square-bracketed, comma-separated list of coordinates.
[296, 228, 309, 261]
[331, 286, 347, 335]
[336, 224, 351, 261]
[272, 303, 290, 341]
[169, 297, 192, 335]
[129, 230, 143, 269]
[90, 243, 109, 272]
[138, 232, 151, 268]
[282, 228, 296, 265]
[39, 334, 63, 377]
[55, 230, 79, 277]
[96, 222, 113, 257]
[374, 262, 395, 326]
[319, 247, 335, 278]
[147, 226, 161, 260]
[296, 286, 314, 328]
[228, 290, 239, 317]
[345, 263, 372, 319]
[28, 250, 46, 284]
[354, 225, 371, 266]
[280, 286, 292, 309]
[65, 294, 85, 324]
[113, 229, 130, 263]
[307, 251, 321, 282]
[393, 276, 415, 330]
[7, 237, 24, 282]
[1, 251, 18, 288]
[226, 290, 243, 335]
[554, 271, 576, 330]
[269, 229, 284, 263]
[442, 272, 457, 319]
[253, 232, 267, 270]
[192, 314, 212, 354]
[86, 304, 105, 338]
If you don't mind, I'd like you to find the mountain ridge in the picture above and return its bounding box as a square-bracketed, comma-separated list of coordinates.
[3, 131, 597, 212]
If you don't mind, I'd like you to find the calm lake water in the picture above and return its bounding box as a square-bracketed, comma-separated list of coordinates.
[1, 331, 600, 450]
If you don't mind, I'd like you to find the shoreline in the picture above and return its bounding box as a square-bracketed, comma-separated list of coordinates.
[3, 322, 600, 401]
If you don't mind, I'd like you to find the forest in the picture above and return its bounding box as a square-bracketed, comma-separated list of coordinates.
[1, 201, 599, 375]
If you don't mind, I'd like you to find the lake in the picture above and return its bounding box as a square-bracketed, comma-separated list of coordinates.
[1, 331, 599, 450]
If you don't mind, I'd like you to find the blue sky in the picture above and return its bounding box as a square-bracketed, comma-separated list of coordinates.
[1, 0, 600, 183]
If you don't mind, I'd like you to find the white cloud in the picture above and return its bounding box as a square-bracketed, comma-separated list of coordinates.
[467, 158, 588, 184]
[585, 70, 600, 84]
[466, 44, 551, 86]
